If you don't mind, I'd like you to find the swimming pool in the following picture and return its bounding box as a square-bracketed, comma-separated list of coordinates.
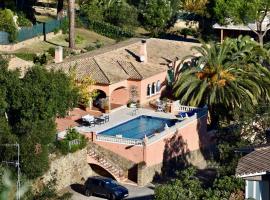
[99, 115, 179, 139]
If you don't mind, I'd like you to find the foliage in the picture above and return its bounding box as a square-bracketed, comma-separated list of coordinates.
[83, 18, 134, 39]
[139, 0, 173, 35]
[0, 9, 18, 42]
[69, 66, 99, 107]
[56, 128, 87, 155]
[104, 1, 138, 28]
[0, 168, 28, 200]
[179, 28, 198, 38]
[0, 60, 79, 179]
[60, 18, 69, 34]
[80, 0, 104, 21]
[181, 0, 209, 16]
[95, 40, 104, 48]
[16, 12, 32, 27]
[33, 54, 48, 65]
[14, 52, 36, 61]
[48, 47, 55, 57]
[214, 0, 270, 45]
[155, 167, 244, 200]
[174, 36, 270, 127]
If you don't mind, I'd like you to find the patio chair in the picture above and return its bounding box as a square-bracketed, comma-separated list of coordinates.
[100, 114, 109, 122]
[94, 117, 105, 125]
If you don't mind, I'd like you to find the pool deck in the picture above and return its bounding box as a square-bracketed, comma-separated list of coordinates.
[75, 107, 178, 134]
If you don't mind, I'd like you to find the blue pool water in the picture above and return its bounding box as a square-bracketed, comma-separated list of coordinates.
[99, 115, 179, 139]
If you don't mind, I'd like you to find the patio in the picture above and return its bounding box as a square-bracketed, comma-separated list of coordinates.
[75, 107, 178, 134]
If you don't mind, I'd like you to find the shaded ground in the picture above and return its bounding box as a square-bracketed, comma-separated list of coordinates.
[14, 28, 115, 55]
[64, 183, 154, 200]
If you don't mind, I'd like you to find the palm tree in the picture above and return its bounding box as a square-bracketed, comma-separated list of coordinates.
[174, 37, 270, 127]
[68, 0, 75, 49]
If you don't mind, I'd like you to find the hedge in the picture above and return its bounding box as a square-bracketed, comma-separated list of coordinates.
[81, 17, 134, 39]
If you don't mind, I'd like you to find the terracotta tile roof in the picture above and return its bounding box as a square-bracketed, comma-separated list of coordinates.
[236, 146, 270, 177]
[48, 38, 199, 84]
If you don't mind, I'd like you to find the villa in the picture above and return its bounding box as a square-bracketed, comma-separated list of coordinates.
[49, 38, 199, 112]
[50, 38, 210, 187]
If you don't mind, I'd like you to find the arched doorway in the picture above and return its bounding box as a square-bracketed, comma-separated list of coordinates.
[92, 89, 107, 112]
[110, 87, 129, 110]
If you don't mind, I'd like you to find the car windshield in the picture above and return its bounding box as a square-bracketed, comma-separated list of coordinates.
[105, 179, 119, 188]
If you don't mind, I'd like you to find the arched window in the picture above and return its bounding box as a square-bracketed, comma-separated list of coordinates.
[156, 80, 161, 92]
[152, 82, 156, 95]
[147, 84, 151, 96]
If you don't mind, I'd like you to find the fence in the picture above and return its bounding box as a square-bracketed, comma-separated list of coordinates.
[0, 18, 66, 44]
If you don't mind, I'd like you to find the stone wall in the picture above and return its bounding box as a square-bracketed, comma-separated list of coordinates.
[37, 148, 92, 191]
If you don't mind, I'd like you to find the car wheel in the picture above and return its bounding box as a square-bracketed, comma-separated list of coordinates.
[109, 193, 116, 200]
[85, 189, 92, 197]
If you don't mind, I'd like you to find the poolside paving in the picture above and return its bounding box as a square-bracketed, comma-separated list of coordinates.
[75, 107, 178, 134]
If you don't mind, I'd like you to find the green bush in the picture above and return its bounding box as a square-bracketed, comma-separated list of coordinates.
[179, 28, 198, 38]
[75, 35, 85, 44]
[82, 18, 134, 39]
[48, 47, 55, 57]
[17, 12, 32, 27]
[56, 128, 87, 155]
[60, 18, 69, 34]
[33, 54, 48, 65]
[0, 9, 18, 42]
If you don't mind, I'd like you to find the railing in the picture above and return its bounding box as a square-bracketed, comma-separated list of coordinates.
[172, 100, 199, 112]
[68, 139, 81, 150]
[87, 147, 125, 178]
[96, 134, 143, 145]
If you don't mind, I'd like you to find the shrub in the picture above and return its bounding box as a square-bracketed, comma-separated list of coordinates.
[83, 18, 134, 39]
[17, 12, 32, 27]
[53, 27, 60, 34]
[95, 39, 104, 48]
[75, 35, 85, 44]
[56, 128, 87, 155]
[33, 54, 48, 65]
[179, 28, 198, 38]
[104, 2, 138, 28]
[0, 9, 18, 42]
[85, 45, 96, 51]
[48, 47, 55, 57]
[60, 18, 69, 34]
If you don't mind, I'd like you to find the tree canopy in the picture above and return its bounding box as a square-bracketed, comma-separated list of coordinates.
[174, 36, 270, 127]
[0, 57, 79, 179]
[214, 0, 270, 45]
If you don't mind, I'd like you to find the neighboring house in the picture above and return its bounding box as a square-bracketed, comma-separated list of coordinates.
[49, 38, 199, 112]
[236, 145, 270, 200]
[213, 17, 270, 42]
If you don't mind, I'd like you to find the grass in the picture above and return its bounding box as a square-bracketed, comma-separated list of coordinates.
[13, 28, 116, 57]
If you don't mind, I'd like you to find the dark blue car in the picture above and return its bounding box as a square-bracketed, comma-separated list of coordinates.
[84, 176, 129, 200]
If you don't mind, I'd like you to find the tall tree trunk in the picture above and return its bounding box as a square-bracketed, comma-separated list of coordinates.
[258, 34, 264, 47]
[68, 0, 75, 49]
[57, 0, 64, 19]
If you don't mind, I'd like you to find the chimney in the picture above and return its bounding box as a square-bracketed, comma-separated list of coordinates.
[139, 40, 147, 63]
[55, 46, 63, 63]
